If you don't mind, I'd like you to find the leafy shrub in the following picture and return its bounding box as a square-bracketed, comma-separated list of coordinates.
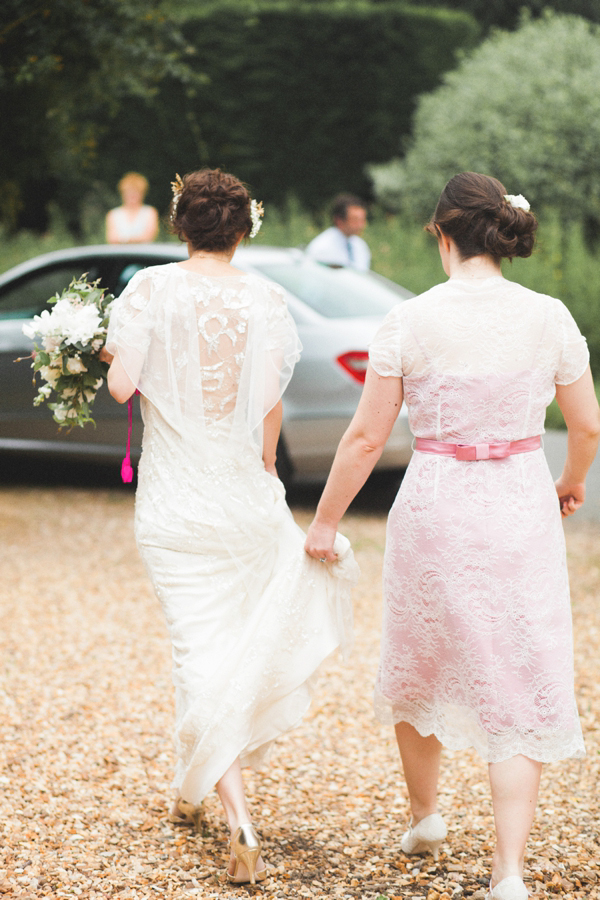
[369, 11, 600, 239]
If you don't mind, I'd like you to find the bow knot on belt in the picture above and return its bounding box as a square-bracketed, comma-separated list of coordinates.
[415, 435, 541, 461]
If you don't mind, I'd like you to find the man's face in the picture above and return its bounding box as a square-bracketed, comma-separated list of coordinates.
[335, 205, 367, 237]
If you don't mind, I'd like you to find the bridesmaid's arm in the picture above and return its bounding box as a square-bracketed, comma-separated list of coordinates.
[263, 399, 283, 477]
[305, 365, 403, 559]
[554, 365, 600, 516]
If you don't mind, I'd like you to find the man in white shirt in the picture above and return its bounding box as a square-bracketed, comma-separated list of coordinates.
[306, 194, 371, 271]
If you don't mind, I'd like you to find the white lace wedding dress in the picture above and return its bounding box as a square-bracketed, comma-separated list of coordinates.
[369, 276, 589, 763]
[107, 264, 357, 803]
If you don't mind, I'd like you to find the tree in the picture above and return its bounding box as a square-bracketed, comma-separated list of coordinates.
[0, 0, 197, 231]
[434, 1, 600, 33]
[369, 12, 600, 242]
[93, 2, 479, 215]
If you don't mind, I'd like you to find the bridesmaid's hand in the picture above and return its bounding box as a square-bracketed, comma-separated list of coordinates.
[555, 477, 585, 517]
[304, 519, 338, 562]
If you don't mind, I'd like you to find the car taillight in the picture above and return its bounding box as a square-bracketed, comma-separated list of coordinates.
[337, 351, 369, 383]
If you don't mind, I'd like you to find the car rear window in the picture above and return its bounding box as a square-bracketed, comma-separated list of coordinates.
[0, 263, 101, 319]
[252, 259, 408, 318]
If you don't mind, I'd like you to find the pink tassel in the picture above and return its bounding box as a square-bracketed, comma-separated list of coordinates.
[121, 457, 134, 483]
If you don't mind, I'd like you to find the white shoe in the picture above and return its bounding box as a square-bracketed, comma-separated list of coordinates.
[486, 876, 529, 900]
[401, 812, 447, 862]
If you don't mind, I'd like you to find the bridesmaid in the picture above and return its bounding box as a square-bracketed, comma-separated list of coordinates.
[305, 172, 600, 899]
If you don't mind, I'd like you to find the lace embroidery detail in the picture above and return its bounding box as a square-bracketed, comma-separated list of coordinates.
[106, 265, 300, 448]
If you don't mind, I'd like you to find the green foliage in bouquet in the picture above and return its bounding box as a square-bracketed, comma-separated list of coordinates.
[23, 277, 114, 429]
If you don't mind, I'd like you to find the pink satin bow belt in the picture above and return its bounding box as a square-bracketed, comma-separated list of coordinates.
[414, 435, 542, 461]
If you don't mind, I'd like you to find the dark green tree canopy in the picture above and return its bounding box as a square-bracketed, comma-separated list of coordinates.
[0, 0, 197, 230]
[1, 0, 479, 231]
[94, 2, 479, 217]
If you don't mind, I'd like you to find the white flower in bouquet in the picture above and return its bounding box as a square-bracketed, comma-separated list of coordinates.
[21, 276, 115, 429]
[39, 364, 61, 387]
[66, 356, 87, 375]
[53, 405, 68, 422]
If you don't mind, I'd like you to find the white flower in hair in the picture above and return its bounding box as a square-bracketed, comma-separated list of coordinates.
[504, 193, 530, 212]
[250, 199, 264, 238]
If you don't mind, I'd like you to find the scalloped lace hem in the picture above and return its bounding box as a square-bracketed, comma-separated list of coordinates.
[374, 690, 586, 764]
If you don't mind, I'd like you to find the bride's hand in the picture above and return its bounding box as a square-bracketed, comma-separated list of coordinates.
[554, 477, 585, 517]
[304, 519, 338, 562]
[98, 346, 114, 364]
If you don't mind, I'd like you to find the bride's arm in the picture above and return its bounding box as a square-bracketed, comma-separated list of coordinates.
[106, 351, 137, 404]
[263, 400, 283, 477]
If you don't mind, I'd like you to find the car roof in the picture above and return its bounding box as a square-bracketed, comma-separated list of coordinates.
[0, 243, 309, 287]
[0, 243, 413, 327]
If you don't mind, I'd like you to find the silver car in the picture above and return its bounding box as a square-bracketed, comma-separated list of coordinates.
[0, 243, 413, 482]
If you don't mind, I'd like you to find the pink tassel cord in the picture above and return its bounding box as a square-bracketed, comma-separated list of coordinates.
[121, 394, 136, 484]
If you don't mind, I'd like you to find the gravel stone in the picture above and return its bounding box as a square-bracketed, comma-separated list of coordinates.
[1, 487, 599, 899]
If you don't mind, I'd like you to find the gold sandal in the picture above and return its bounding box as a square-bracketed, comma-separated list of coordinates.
[168, 797, 204, 831]
[226, 823, 267, 885]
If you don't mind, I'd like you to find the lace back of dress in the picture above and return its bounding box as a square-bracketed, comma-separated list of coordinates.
[106, 265, 301, 461]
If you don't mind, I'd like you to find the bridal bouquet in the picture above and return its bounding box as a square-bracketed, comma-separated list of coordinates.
[22, 276, 114, 429]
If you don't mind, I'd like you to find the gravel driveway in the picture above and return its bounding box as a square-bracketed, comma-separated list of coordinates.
[0, 482, 598, 899]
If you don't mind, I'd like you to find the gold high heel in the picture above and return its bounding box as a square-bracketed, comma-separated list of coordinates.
[226, 823, 267, 885]
[168, 797, 204, 832]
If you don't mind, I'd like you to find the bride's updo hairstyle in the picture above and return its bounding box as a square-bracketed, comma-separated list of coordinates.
[170, 168, 253, 252]
[425, 172, 537, 261]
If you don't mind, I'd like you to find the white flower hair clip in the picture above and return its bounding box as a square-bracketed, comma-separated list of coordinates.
[170, 173, 184, 221]
[504, 193, 530, 212]
[250, 199, 264, 238]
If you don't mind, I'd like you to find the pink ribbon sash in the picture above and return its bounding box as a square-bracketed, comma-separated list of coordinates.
[415, 435, 541, 461]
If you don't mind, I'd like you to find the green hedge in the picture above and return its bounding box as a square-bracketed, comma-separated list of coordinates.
[96, 2, 479, 214]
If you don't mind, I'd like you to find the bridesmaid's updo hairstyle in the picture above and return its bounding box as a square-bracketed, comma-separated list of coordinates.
[425, 172, 538, 261]
[170, 168, 253, 252]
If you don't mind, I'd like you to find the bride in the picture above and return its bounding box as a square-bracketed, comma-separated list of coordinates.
[103, 168, 357, 883]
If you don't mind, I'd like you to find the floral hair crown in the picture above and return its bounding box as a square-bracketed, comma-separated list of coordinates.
[170, 173, 185, 222]
[169, 173, 264, 237]
[250, 199, 264, 238]
[503, 193, 530, 212]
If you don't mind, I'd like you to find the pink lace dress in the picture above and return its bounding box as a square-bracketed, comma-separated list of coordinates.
[369, 276, 589, 763]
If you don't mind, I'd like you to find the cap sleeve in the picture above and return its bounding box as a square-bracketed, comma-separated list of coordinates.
[554, 301, 590, 385]
[368, 304, 403, 377]
[260, 280, 302, 411]
[265, 282, 301, 356]
[106, 267, 154, 388]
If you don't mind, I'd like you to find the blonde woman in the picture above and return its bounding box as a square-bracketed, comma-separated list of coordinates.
[105, 172, 159, 244]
